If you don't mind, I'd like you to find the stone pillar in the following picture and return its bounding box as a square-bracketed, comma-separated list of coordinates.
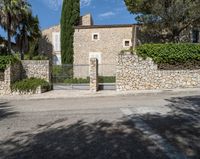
[90, 58, 98, 92]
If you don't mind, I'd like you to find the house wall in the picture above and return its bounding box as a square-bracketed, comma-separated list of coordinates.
[79, 14, 93, 26]
[74, 26, 134, 77]
[39, 25, 60, 64]
[116, 52, 200, 91]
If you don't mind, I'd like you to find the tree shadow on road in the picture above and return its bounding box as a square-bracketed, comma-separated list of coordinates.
[0, 102, 17, 121]
[140, 95, 200, 158]
[0, 118, 168, 159]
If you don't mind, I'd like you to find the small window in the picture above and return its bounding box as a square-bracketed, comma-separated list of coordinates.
[123, 39, 132, 48]
[125, 41, 130, 46]
[92, 33, 99, 40]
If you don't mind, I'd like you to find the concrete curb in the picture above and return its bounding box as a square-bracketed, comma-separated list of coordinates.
[1, 88, 200, 101]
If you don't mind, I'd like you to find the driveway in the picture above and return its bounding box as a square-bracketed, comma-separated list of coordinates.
[0, 93, 199, 159]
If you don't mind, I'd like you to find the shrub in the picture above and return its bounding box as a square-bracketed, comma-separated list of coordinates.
[11, 78, 50, 93]
[0, 55, 19, 71]
[136, 43, 200, 64]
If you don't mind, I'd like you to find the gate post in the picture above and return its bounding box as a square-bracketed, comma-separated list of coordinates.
[90, 58, 98, 92]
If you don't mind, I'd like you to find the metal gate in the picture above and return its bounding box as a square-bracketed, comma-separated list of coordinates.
[52, 64, 116, 90]
[98, 64, 116, 90]
[53, 64, 90, 90]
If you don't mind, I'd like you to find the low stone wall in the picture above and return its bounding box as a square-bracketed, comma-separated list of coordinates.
[116, 52, 200, 91]
[0, 60, 51, 95]
[21, 60, 51, 83]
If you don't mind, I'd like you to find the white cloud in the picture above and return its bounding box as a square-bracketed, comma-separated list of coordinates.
[42, 0, 91, 11]
[99, 11, 116, 18]
[80, 0, 92, 7]
[43, 0, 62, 11]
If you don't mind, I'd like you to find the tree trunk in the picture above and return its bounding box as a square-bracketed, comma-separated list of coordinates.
[7, 13, 12, 54]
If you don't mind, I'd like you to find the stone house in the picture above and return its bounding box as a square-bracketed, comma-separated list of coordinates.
[40, 14, 137, 69]
[40, 13, 200, 77]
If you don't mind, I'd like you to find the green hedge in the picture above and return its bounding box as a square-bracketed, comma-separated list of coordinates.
[0, 55, 19, 71]
[136, 43, 200, 64]
[64, 78, 89, 84]
[63, 76, 116, 84]
[98, 76, 116, 83]
[11, 78, 50, 92]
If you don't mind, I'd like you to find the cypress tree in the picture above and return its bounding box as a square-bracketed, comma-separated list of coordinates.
[61, 0, 80, 64]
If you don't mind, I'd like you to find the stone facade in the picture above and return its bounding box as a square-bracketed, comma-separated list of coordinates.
[0, 60, 51, 95]
[79, 14, 93, 26]
[116, 52, 200, 91]
[74, 25, 134, 77]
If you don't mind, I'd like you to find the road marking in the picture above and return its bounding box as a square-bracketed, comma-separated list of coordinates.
[120, 108, 188, 159]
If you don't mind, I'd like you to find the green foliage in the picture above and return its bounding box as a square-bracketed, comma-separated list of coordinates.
[124, 0, 200, 42]
[61, 0, 80, 64]
[0, 55, 19, 71]
[64, 78, 89, 84]
[98, 76, 116, 83]
[136, 43, 200, 64]
[0, 0, 31, 53]
[11, 78, 50, 92]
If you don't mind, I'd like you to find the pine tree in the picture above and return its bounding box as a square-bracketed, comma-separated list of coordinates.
[61, 0, 80, 64]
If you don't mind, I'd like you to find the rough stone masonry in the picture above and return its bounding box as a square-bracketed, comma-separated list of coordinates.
[116, 52, 200, 91]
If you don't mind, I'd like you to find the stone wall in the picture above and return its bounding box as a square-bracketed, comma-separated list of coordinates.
[90, 58, 98, 92]
[0, 63, 21, 95]
[116, 52, 200, 91]
[0, 60, 51, 95]
[21, 60, 51, 83]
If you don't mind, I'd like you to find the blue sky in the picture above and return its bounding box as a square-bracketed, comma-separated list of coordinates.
[0, 0, 136, 37]
[31, 0, 136, 29]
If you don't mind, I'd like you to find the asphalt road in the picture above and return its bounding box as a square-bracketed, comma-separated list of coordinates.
[0, 93, 200, 159]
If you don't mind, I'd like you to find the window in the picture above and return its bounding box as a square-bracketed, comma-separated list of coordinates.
[123, 39, 132, 48]
[89, 52, 102, 64]
[192, 30, 199, 43]
[52, 32, 60, 51]
[92, 33, 99, 40]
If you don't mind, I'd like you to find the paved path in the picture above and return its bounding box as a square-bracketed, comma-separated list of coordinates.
[0, 93, 200, 159]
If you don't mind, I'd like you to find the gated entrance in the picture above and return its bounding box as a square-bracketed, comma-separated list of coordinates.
[52, 63, 116, 90]
[53, 64, 90, 90]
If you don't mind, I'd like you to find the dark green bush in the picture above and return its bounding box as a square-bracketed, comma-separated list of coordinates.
[98, 76, 116, 83]
[0, 55, 19, 71]
[136, 43, 200, 64]
[11, 78, 50, 92]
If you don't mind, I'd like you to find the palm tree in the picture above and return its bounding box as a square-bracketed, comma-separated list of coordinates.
[0, 0, 30, 53]
[15, 13, 41, 60]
